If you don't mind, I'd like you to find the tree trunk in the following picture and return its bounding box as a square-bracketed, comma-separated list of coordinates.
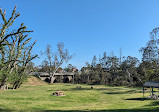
[0, 77, 8, 90]
[13, 81, 21, 89]
[50, 65, 61, 83]
[13, 73, 23, 89]
[50, 76, 54, 83]
[13, 84, 19, 89]
[12, 82, 17, 89]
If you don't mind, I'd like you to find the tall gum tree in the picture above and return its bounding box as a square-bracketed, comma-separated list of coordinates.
[0, 6, 37, 89]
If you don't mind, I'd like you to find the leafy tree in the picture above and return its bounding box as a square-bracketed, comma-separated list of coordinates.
[140, 28, 159, 63]
[64, 64, 76, 72]
[91, 55, 97, 68]
[101, 52, 107, 68]
[0, 6, 37, 89]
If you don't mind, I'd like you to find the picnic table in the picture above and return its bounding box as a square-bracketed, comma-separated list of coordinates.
[53, 91, 65, 96]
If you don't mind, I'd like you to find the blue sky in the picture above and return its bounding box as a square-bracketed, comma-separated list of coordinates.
[1, 0, 159, 69]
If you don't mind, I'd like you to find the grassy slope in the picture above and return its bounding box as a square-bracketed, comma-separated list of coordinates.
[23, 76, 48, 86]
[0, 81, 159, 112]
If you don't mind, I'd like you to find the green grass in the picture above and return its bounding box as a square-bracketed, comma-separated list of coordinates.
[0, 83, 159, 112]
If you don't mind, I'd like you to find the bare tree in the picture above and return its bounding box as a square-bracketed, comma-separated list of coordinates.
[42, 42, 72, 83]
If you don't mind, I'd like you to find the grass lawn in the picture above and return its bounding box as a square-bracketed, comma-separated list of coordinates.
[0, 82, 159, 112]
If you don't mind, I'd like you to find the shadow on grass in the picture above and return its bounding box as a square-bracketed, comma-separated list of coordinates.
[64, 84, 74, 86]
[46, 88, 92, 92]
[1, 96, 39, 101]
[125, 97, 159, 107]
[0, 109, 11, 112]
[67, 87, 123, 91]
[125, 97, 152, 101]
[53, 87, 127, 91]
[0, 106, 12, 112]
[32, 108, 159, 112]
[145, 101, 159, 107]
[95, 87, 124, 91]
[47, 87, 139, 93]
[103, 90, 137, 94]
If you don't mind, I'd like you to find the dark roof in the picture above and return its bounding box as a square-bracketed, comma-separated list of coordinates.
[143, 81, 159, 88]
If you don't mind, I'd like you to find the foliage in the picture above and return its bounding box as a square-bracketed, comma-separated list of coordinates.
[64, 64, 76, 72]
